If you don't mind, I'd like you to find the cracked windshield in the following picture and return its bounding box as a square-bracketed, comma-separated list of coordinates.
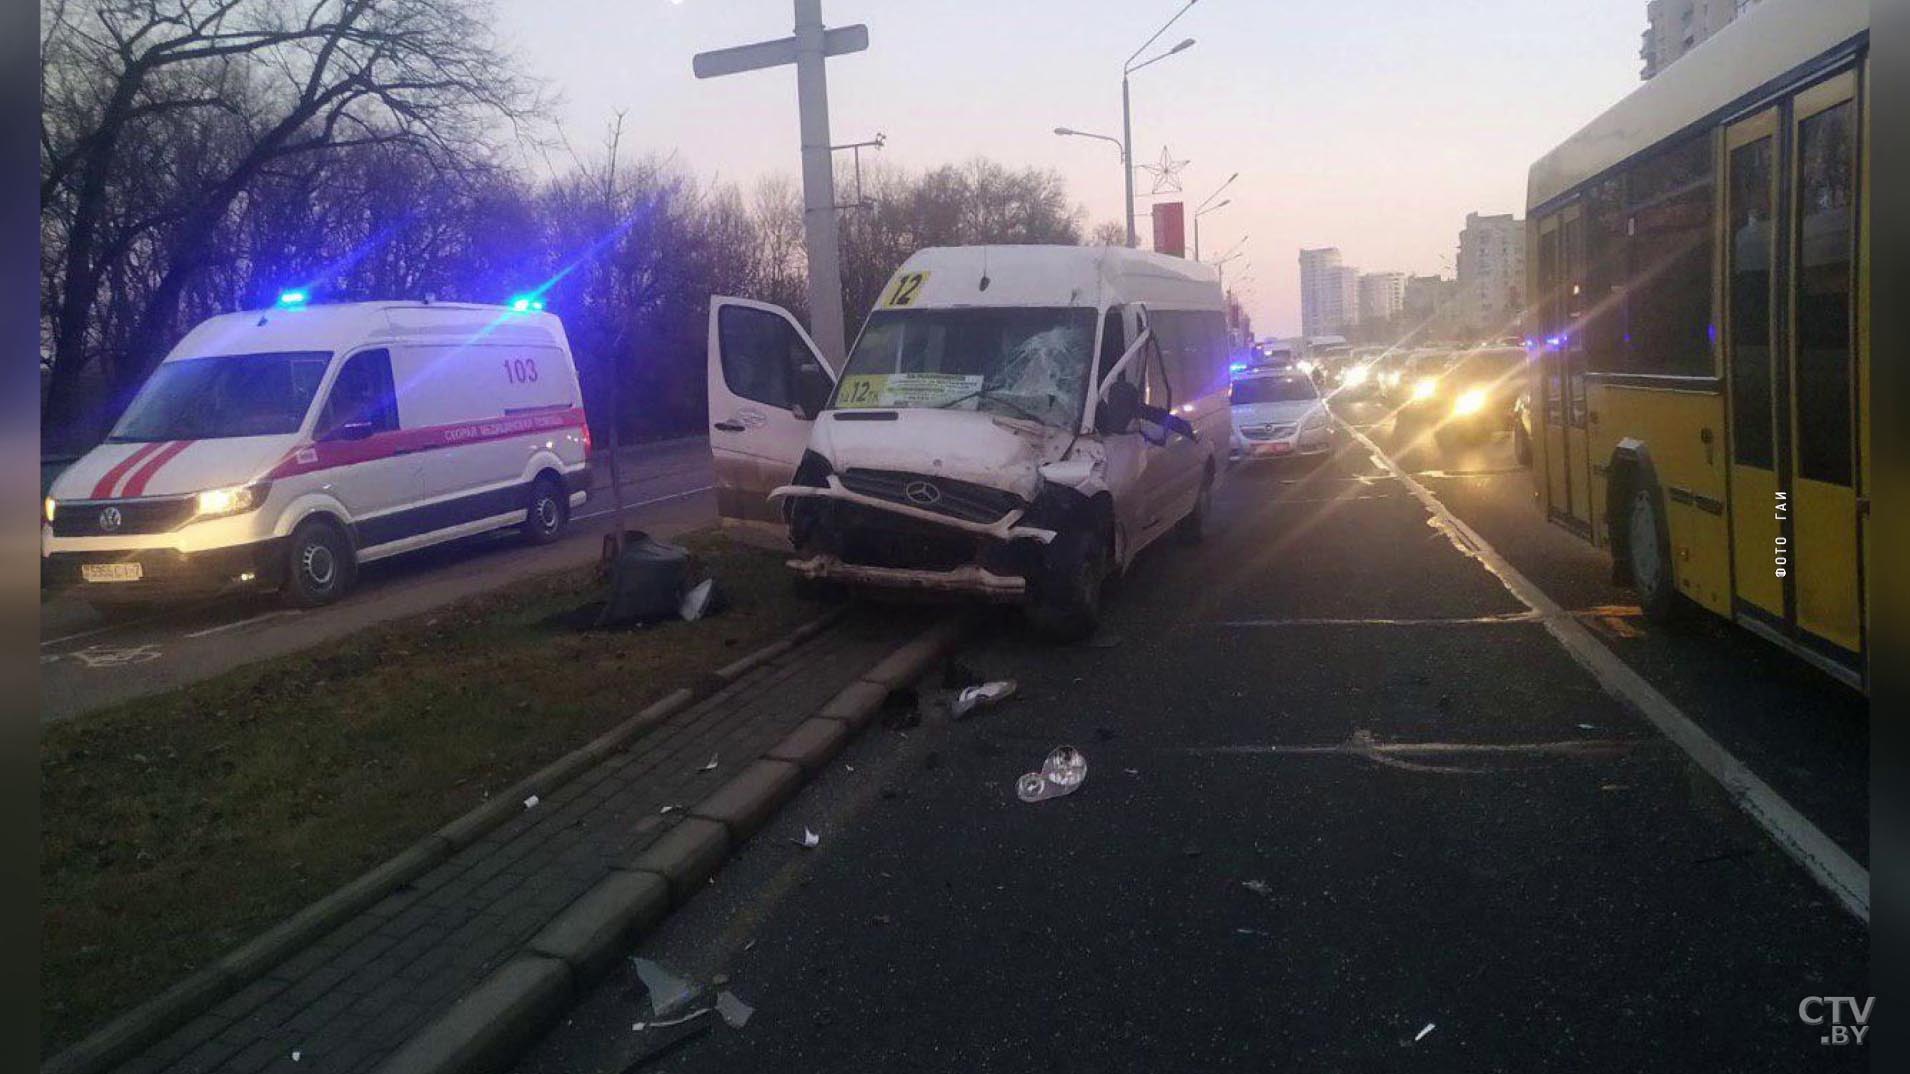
[34, 0, 1873, 1072]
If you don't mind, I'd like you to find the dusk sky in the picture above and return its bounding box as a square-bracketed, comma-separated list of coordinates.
[493, 0, 1644, 336]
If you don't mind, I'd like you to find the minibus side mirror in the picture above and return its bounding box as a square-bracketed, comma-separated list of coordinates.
[1098, 378, 1139, 435]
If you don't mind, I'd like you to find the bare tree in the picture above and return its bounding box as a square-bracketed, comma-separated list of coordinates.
[40, 0, 544, 448]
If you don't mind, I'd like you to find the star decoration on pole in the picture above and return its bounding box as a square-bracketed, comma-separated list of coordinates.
[1139, 146, 1189, 196]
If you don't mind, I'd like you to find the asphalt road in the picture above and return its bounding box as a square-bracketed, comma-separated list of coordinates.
[37, 436, 717, 723]
[513, 402, 1868, 1072]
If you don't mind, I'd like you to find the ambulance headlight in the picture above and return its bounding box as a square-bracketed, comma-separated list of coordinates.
[195, 483, 270, 518]
[44, 497, 57, 524]
[1452, 388, 1488, 417]
[1412, 378, 1438, 401]
[1342, 366, 1369, 387]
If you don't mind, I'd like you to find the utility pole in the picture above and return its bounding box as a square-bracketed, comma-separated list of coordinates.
[694, 1, 868, 364]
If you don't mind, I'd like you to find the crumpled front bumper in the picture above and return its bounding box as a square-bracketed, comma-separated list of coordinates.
[787, 554, 1029, 601]
[769, 477, 1057, 544]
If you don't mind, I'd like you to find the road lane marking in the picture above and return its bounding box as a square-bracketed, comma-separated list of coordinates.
[1214, 612, 1542, 627]
[1182, 730, 1644, 775]
[573, 484, 715, 523]
[1344, 423, 1869, 923]
[183, 609, 300, 639]
[70, 644, 163, 668]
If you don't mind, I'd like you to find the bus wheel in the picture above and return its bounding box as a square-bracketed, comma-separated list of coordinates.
[1625, 481, 1681, 623]
[283, 518, 356, 608]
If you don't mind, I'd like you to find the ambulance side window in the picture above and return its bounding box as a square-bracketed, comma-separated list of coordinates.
[320, 349, 397, 436]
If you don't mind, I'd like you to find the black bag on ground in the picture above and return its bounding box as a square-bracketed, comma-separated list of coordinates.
[598, 531, 690, 626]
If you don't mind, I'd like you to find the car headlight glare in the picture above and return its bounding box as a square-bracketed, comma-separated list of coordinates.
[1411, 378, 1438, 401]
[1342, 366, 1369, 387]
[195, 483, 269, 518]
[1452, 388, 1488, 417]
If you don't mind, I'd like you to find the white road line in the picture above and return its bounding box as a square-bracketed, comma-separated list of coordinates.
[1344, 423, 1869, 923]
[1215, 612, 1543, 627]
[41, 620, 147, 648]
[183, 609, 300, 639]
[573, 483, 714, 522]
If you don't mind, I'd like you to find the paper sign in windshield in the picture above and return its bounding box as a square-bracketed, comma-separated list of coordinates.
[835, 372, 983, 409]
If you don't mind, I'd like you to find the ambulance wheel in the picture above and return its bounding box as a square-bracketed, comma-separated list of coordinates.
[283, 518, 356, 608]
[523, 475, 569, 545]
[1176, 464, 1216, 545]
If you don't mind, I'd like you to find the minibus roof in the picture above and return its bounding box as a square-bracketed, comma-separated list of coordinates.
[165, 301, 566, 362]
[889, 245, 1222, 312]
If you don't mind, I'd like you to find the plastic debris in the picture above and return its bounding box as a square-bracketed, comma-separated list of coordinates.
[699, 754, 719, 773]
[950, 680, 1018, 719]
[659, 804, 679, 814]
[631, 958, 697, 1017]
[291, 1052, 301, 1062]
[1241, 879, 1271, 897]
[1016, 746, 1088, 803]
[523, 795, 540, 810]
[680, 578, 726, 622]
[716, 990, 754, 1028]
[798, 827, 821, 848]
[1577, 723, 1596, 730]
[1414, 1023, 1436, 1043]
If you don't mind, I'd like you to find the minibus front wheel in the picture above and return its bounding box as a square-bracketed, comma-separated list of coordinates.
[1027, 519, 1110, 643]
[283, 517, 356, 608]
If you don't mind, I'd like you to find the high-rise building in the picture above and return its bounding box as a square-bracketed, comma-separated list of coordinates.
[1455, 212, 1525, 336]
[1640, 0, 1761, 79]
[1299, 247, 1358, 337]
[1358, 272, 1406, 325]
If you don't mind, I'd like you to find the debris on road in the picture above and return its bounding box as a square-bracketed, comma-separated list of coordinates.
[698, 754, 719, 773]
[798, 827, 821, 848]
[523, 795, 540, 810]
[1016, 746, 1088, 803]
[1241, 879, 1271, 897]
[632, 958, 696, 1017]
[1414, 1022, 1436, 1043]
[679, 578, 726, 622]
[659, 804, 679, 814]
[622, 1018, 711, 1070]
[716, 990, 754, 1029]
[950, 680, 1017, 719]
[291, 1051, 301, 1062]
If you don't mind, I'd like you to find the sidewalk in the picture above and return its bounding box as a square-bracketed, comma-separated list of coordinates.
[101, 614, 916, 1074]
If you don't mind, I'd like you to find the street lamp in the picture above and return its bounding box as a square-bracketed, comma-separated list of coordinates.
[1053, 127, 1126, 161]
[1192, 171, 1236, 260]
[1122, 1, 1199, 246]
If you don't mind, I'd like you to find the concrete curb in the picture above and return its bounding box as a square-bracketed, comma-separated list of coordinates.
[370, 616, 967, 1074]
[43, 610, 845, 1074]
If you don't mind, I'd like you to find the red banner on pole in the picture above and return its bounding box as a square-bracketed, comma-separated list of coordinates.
[1152, 202, 1186, 258]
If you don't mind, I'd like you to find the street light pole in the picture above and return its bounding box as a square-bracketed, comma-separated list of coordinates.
[1120, 0, 1199, 247]
[1192, 171, 1237, 261]
[1053, 127, 1125, 225]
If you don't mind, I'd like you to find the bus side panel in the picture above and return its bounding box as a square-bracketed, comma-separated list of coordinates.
[1592, 385, 1732, 615]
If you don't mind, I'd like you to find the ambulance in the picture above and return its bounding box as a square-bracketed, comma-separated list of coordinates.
[43, 296, 590, 608]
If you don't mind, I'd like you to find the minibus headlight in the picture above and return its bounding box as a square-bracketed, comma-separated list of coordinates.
[1451, 388, 1488, 417]
[195, 482, 270, 518]
[1411, 378, 1438, 401]
[44, 497, 57, 524]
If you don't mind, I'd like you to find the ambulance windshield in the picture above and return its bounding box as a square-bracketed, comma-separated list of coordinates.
[110, 351, 333, 442]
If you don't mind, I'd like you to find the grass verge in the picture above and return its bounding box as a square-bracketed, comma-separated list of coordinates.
[40, 529, 819, 1053]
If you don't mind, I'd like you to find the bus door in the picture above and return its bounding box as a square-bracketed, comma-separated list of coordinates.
[1723, 108, 1784, 623]
[1560, 205, 1593, 531]
[1537, 216, 1570, 523]
[1785, 71, 1862, 660]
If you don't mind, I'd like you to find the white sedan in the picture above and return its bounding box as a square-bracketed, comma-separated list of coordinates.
[1229, 369, 1334, 461]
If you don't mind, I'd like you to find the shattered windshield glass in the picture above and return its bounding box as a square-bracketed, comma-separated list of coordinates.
[831, 307, 1095, 429]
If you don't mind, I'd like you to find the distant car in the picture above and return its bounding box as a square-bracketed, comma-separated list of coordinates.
[1402, 346, 1528, 446]
[1230, 368, 1333, 461]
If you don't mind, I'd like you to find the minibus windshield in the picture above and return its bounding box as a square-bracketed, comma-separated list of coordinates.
[109, 351, 333, 442]
[1231, 373, 1318, 405]
[831, 307, 1095, 429]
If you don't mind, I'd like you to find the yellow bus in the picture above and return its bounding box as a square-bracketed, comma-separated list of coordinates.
[1525, 0, 1868, 691]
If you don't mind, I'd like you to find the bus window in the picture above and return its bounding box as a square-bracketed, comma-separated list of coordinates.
[1727, 136, 1776, 469]
[1624, 135, 1714, 376]
[1794, 100, 1856, 488]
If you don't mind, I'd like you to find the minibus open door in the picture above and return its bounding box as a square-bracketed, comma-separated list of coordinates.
[705, 297, 838, 538]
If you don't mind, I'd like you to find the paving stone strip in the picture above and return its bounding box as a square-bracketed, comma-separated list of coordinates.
[61, 611, 961, 1074]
